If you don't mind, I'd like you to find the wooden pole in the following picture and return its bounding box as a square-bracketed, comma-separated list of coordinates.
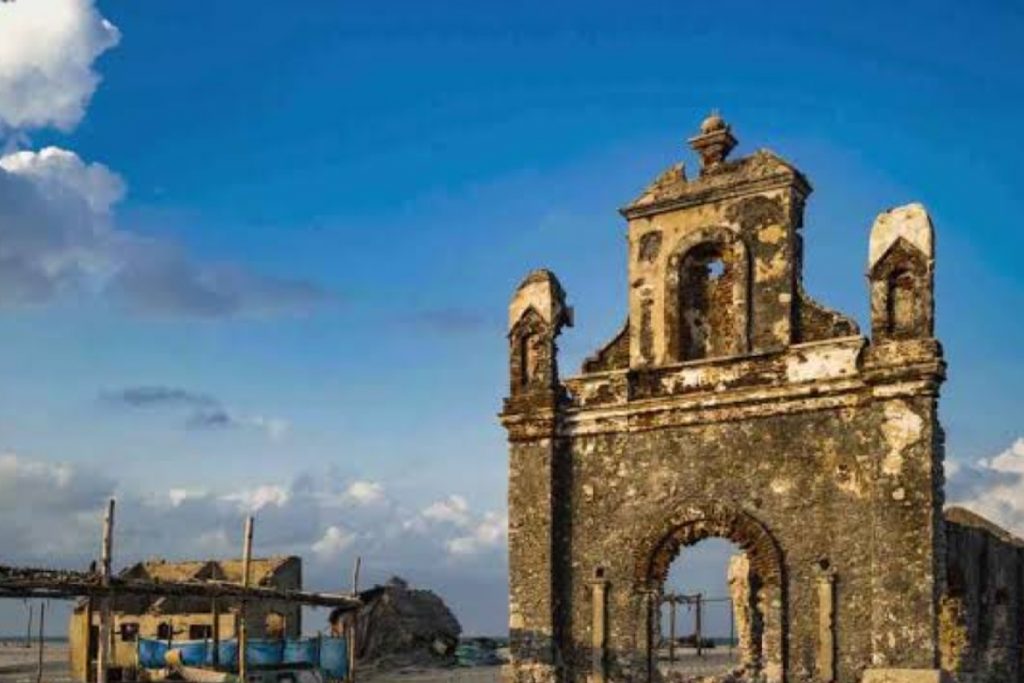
[238, 516, 254, 681]
[36, 601, 45, 683]
[211, 598, 220, 669]
[695, 593, 703, 658]
[25, 602, 33, 649]
[668, 598, 676, 664]
[348, 556, 361, 683]
[97, 498, 115, 683]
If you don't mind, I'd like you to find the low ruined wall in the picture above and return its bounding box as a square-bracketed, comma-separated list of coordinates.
[943, 507, 1024, 683]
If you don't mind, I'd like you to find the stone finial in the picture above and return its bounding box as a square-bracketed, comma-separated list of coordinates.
[867, 203, 935, 341]
[688, 110, 738, 173]
[508, 269, 573, 333]
[868, 203, 934, 271]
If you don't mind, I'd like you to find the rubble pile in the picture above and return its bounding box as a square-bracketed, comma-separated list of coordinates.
[355, 577, 462, 670]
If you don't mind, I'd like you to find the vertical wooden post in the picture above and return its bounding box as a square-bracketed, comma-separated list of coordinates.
[25, 603, 33, 649]
[85, 599, 94, 683]
[211, 598, 220, 669]
[668, 597, 676, 664]
[97, 498, 115, 683]
[348, 556, 361, 683]
[36, 601, 45, 683]
[238, 516, 254, 682]
[695, 593, 703, 658]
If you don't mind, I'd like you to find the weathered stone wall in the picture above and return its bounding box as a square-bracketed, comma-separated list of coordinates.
[942, 507, 1024, 683]
[556, 387, 942, 683]
[502, 115, 961, 683]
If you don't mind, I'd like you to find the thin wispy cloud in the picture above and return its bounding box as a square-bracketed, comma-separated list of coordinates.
[101, 386, 217, 409]
[403, 308, 492, 335]
[102, 385, 290, 440]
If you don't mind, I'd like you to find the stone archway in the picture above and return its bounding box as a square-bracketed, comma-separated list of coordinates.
[634, 503, 786, 683]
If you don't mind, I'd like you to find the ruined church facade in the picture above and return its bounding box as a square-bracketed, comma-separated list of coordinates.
[501, 115, 1022, 683]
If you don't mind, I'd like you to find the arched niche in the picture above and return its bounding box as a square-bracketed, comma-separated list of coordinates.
[508, 307, 556, 395]
[664, 227, 751, 362]
[869, 237, 932, 340]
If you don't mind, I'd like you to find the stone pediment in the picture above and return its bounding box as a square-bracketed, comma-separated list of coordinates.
[622, 149, 811, 219]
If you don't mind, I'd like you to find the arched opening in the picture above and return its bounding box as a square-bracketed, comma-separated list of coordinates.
[656, 539, 752, 682]
[886, 269, 917, 338]
[637, 505, 785, 683]
[519, 332, 536, 388]
[678, 243, 731, 361]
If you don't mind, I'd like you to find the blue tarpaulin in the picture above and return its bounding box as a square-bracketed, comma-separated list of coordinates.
[138, 639, 169, 669]
[283, 638, 319, 664]
[137, 636, 348, 678]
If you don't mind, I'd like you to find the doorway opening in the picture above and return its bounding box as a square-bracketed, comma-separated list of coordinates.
[656, 538, 757, 682]
[640, 506, 783, 683]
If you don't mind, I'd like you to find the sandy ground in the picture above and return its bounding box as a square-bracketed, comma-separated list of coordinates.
[364, 667, 502, 683]
[657, 648, 740, 680]
[0, 645, 736, 683]
[0, 642, 71, 682]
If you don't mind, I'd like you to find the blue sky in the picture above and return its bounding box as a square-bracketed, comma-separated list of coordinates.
[0, 0, 1022, 637]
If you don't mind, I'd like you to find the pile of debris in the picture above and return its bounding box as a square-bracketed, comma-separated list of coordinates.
[352, 577, 462, 670]
[455, 637, 509, 667]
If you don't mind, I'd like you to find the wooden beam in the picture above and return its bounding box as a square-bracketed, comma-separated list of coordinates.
[0, 568, 367, 608]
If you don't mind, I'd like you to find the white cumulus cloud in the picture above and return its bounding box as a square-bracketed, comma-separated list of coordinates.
[419, 494, 471, 526]
[222, 485, 290, 513]
[0, 147, 326, 316]
[0, 2, 326, 318]
[345, 480, 385, 506]
[312, 525, 356, 559]
[0, 0, 120, 132]
[0, 452, 510, 632]
[0, 146, 122, 304]
[446, 512, 507, 557]
[947, 437, 1024, 534]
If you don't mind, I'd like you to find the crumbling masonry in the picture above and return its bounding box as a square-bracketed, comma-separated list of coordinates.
[501, 114, 1024, 683]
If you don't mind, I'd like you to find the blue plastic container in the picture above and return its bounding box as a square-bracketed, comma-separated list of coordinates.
[319, 637, 348, 679]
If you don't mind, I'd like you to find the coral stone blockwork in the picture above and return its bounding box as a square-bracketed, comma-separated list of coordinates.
[500, 115, 1015, 683]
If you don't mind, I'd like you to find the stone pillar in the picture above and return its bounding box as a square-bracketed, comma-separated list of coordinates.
[727, 553, 758, 670]
[759, 583, 784, 683]
[588, 575, 609, 683]
[502, 270, 572, 683]
[816, 568, 836, 683]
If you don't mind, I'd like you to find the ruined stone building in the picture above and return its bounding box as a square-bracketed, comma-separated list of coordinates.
[69, 556, 301, 681]
[501, 114, 1023, 683]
